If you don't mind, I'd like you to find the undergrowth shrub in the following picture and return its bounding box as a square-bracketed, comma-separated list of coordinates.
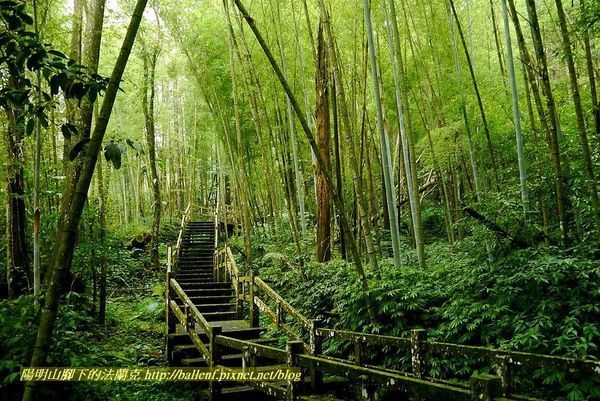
[233, 223, 599, 400]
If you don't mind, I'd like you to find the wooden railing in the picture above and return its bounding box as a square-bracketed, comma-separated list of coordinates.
[212, 241, 600, 400]
[213, 245, 312, 351]
[172, 202, 193, 268]
[172, 207, 600, 400]
[313, 326, 600, 397]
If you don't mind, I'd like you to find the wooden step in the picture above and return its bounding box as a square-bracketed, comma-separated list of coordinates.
[181, 353, 244, 367]
[174, 271, 214, 277]
[203, 311, 238, 321]
[183, 286, 233, 294]
[170, 282, 230, 289]
[182, 294, 234, 303]
[174, 272, 213, 278]
[196, 303, 236, 313]
[174, 271, 214, 278]
[184, 287, 233, 295]
[177, 276, 227, 291]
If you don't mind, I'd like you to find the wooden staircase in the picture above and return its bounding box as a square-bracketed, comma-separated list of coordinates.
[165, 208, 600, 401]
[166, 218, 280, 399]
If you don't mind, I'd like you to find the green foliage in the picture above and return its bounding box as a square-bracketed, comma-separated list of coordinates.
[0, 0, 108, 139]
[242, 225, 599, 400]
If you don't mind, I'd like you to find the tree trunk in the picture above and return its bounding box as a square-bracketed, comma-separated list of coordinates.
[384, 0, 426, 268]
[233, 0, 375, 320]
[500, 0, 529, 218]
[554, 0, 600, 235]
[524, 0, 569, 247]
[315, 20, 331, 263]
[363, 0, 402, 269]
[489, 0, 506, 78]
[23, 2, 147, 400]
[316, 0, 379, 273]
[32, 0, 42, 305]
[5, 103, 29, 299]
[142, 48, 161, 271]
[332, 76, 346, 259]
[97, 156, 107, 324]
[449, 0, 499, 188]
[579, 0, 600, 138]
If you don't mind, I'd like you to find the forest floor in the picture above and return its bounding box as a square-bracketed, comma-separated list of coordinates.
[66, 286, 196, 401]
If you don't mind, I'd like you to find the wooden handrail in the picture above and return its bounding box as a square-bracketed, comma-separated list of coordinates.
[254, 277, 311, 331]
[316, 327, 600, 373]
[205, 209, 598, 400]
[295, 354, 473, 400]
[169, 299, 210, 360]
[215, 335, 288, 362]
[317, 328, 411, 348]
[170, 278, 212, 336]
[173, 202, 193, 265]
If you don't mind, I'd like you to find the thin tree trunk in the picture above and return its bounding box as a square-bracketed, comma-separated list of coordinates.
[489, 0, 506, 78]
[97, 156, 107, 324]
[332, 76, 346, 259]
[23, 3, 147, 400]
[316, 0, 379, 273]
[142, 48, 161, 271]
[554, 0, 600, 235]
[5, 102, 29, 299]
[233, 0, 375, 320]
[501, 0, 529, 218]
[274, 1, 306, 235]
[579, 0, 600, 138]
[363, 0, 402, 269]
[224, 0, 253, 270]
[449, 0, 499, 188]
[524, 0, 569, 247]
[384, 0, 426, 268]
[315, 20, 331, 263]
[32, 0, 42, 305]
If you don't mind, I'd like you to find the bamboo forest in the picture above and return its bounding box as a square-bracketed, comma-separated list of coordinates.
[1, 0, 599, 400]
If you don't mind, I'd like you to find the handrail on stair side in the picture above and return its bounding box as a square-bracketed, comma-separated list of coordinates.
[166, 202, 220, 365]
[173, 202, 193, 268]
[213, 243, 314, 355]
[208, 210, 599, 401]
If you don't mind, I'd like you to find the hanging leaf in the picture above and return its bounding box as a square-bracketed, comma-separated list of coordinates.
[104, 142, 122, 169]
[47, 49, 66, 58]
[61, 123, 77, 140]
[66, 82, 86, 100]
[37, 110, 48, 129]
[25, 118, 35, 136]
[26, 50, 46, 71]
[69, 138, 90, 161]
[88, 86, 97, 103]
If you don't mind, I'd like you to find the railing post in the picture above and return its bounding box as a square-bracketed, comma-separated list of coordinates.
[411, 329, 427, 378]
[236, 276, 243, 319]
[209, 325, 223, 401]
[212, 249, 217, 281]
[495, 354, 512, 395]
[165, 248, 174, 363]
[249, 271, 259, 327]
[276, 300, 283, 326]
[354, 338, 363, 366]
[183, 304, 189, 330]
[241, 345, 250, 368]
[470, 374, 502, 400]
[286, 341, 303, 401]
[309, 319, 323, 392]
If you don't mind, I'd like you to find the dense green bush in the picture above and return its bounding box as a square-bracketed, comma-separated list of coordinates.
[0, 219, 185, 401]
[235, 221, 600, 400]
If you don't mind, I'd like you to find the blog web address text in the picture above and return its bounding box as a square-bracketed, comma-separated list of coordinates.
[20, 367, 302, 382]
